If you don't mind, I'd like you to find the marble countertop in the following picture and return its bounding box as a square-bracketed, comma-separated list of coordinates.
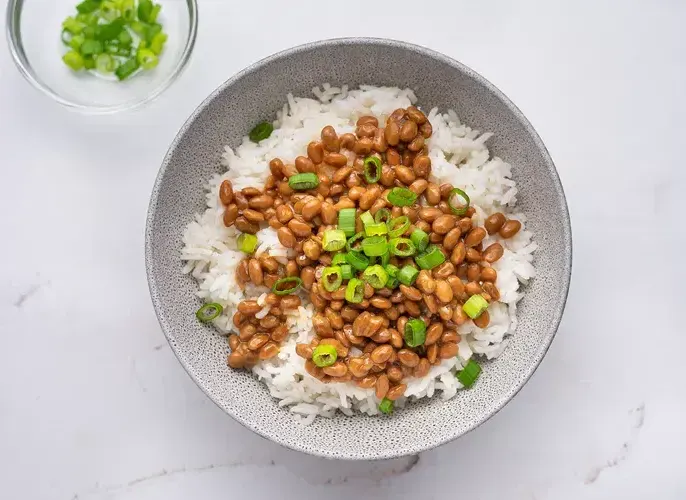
[1, 1, 684, 498]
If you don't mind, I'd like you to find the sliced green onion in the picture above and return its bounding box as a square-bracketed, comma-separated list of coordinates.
[312, 344, 337, 368]
[129, 20, 147, 37]
[83, 57, 96, 70]
[321, 266, 343, 292]
[363, 265, 388, 289]
[196, 303, 223, 323]
[80, 39, 103, 56]
[456, 359, 481, 388]
[363, 156, 382, 183]
[364, 222, 388, 237]
[388, 238, 416, 257]
[95, 53, 116, 73]
[148, 3, 162, 23]
[378, 397, 394, 414]
[410, 228, 429, 253]
[374, 208, 391, 224]
[385, 264, 399, 278]
[62, 16, 84, 34]
[272, 277, 303, 296]
[237, 233, 258, 254]
[338, 208, 356, 237]
[346, 232, 365, 253]
[62, 50, 85, 70]
[380, 250, 390, 267]
[448, 188, 470, 216]
[462, 294, 489, 319]
[114, 57, 139, 80]
[386, 276, 399, 289]
[362, 236, 388, 257]
[360, 211, 375, 227]
[61, 29, 73, 46]
[404, 318, 426, 347]
[398, 265, 419, 286]
[415, 245, 446, 270]
[288, 172, 319, 191]
[100, 1, 119, 20]
[118, 29, 133, 47]
[331, 253, 348, 266]
[249, 121, 274, 143]
[322, 229, 347, 252]
[69, 34, 85, 51]
[340, 264, 353, 280]
[387, 216, 410, 238]
[136, 48, 158, 70]
[120, 0, 136, 21]
[94, 19, 125, 41]
[149, 32, 167, 55]
[387, 187, 417, 207]
[345, 278, 365, 303]
[76, 0, 101, 14]
[137, 0, 153, 21]
[345, 251, 369, 271]
[143, 22, 162, 43]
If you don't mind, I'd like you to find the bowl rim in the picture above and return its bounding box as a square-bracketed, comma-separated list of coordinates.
[5, 0, 199, 114]
[145, 37, 573, 459]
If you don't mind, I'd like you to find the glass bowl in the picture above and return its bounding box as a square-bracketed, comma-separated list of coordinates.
[5, 0, 198, 113]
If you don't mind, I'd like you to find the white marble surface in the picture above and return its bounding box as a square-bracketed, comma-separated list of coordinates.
[1, 1, 685, 498]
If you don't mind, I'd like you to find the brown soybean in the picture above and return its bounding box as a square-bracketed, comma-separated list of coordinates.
[406, 106, 427, 124]
[473, 310, 490, 329]
[399, 120, 418, 142]
[277, 226, 296, 248]
[248, 259, 263, 285]
[466, 248, 482, 263]
[499, 220, 522, 239]
[340, 133, 357, 150]
[395, 166, 416, 185]
[480, 267, 497, 282]
[465, 227, 487, 247]
[223, 204, 239, 227]
[219, 180, 234, 205]
[321, 125, 340, 152]
[301, 199, 322, 220]
[484, 212, 506, 234]
[435, 280, 454, 303]
[397, 349, 420, 367]
[295, 156, 316, 173]
[386, 384, 407, 401]
[467, 263, 481, 282]
[482, 243, 504, 263]
[439, 342, 459, 359]
[375, 374, 390, 399]
[288, 218, 312, 237]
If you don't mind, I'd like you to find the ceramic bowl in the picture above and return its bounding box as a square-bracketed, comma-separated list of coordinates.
[145, 38, 572, 459]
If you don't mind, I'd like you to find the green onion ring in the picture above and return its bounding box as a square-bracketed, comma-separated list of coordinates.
[196, 303, 223, 323]
[387, 216, 410, 238]
[404, 318, 427, 347]
[388, 237, 416, 257]
[272, 277, 303, 295]
[321, 266, 343, 292]
[312, 344, 338, 368]
[374, 208, 392, 224]
[363, 156, 382, 184]
[448, 188, 470, 216]
[346, 232, 365, 253]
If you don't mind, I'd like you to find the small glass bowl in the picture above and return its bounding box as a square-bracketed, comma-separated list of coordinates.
[5, 0, 198, 113]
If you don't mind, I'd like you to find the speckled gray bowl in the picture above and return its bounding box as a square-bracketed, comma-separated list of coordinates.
[145, 38, 572, 460]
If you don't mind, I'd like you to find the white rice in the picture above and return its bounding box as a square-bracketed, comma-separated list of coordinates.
[181, 84, 537, 420]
